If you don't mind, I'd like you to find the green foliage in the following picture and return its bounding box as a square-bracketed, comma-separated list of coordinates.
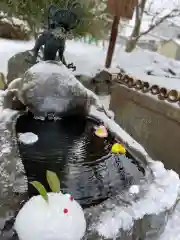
[46, 170, 60, 193]
[30, 181, 48, 202]
[0, 0, 112, 39]
[30, 170, 61, 202]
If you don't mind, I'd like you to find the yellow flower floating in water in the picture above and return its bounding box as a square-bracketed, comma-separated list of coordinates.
[111, 143, 126, 154]
[94, 125, 108, 138]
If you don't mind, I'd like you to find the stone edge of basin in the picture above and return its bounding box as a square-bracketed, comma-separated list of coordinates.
[89, 106, 154, 180]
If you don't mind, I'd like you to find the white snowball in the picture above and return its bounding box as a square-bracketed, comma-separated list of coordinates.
[18, 132, 38, 145]
[129, 185, 140, 195]
[14, 192, 86, 240]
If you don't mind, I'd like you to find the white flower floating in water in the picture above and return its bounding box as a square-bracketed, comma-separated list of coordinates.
[129, 185, 140, 195]
[94, 125, 108, 138]
[14, 171, 86, 240]
[18, 132, 38, 145]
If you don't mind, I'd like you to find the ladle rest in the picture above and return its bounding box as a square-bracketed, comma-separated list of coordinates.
[15, 111, 146, 208]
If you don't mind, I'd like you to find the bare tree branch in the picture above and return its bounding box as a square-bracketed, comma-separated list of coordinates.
[137, 9, 180, 40]
[125, 0, 180, 52]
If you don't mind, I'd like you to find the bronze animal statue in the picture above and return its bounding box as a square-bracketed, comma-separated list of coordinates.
[31, 4, 80, 68]
[7, 4, 80, 84]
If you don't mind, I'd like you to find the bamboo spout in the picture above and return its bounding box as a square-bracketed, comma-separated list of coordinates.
[167, 89, 180, 103]
[135, 80, 143, 90]
[158, 87, 168, 100]
[150, 85, 160, 95]
[127, 77, 136, 88]
[142, 82, 150, 93]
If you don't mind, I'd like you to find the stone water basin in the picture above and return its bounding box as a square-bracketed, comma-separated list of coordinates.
[15, 111, 145, 208]
[0, 106, 179, 240]
[0, 61, 179, 239]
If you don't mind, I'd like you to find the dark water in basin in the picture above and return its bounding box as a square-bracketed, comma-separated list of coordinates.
[15, 112, 145, 208]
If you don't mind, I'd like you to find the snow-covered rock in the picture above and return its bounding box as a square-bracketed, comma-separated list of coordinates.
[9, 61, 109, 117]
[14, 192, 86, 240]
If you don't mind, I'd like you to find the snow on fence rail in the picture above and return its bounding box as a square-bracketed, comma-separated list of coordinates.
[113, 70, 180, 105]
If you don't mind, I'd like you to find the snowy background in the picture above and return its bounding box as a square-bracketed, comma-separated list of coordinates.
[1, 38, 180, 90]
[0, 38, 180, 239]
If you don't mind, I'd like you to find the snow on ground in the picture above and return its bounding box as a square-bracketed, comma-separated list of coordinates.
[0, 38, 34, 77]
[159, 201, 180, 240]
[0, 38, 112, 78]
[65, 41, 112, 77]
[1, 38, 180, 90]
[113, 45, 180, 90]
[0, 38, 180, 239]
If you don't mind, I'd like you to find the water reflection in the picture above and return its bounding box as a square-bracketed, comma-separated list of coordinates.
[15, 112, 145, 207]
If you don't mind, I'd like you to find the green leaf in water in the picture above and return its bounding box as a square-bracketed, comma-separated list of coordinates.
[30, 181, 48, 202]
[46, 170, 60, 193]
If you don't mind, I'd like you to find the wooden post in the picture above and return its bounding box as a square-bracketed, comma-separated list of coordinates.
[105, 0, 138, 68]
[105, 15, 120, 69]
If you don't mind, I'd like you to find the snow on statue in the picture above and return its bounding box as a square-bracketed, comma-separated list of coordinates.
[7, 60, 112, 119]
[14, 192, 86, 240]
